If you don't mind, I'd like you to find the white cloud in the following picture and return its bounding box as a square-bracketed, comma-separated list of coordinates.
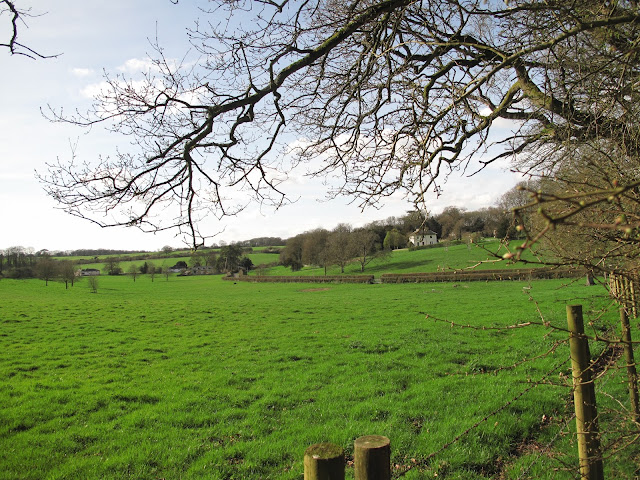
[117, 58, 159, 74]
[79, 81, 111, 99]
[79, 79, 153, 99]
[116, 57, 187, 75]
[71, 67, 95, 77]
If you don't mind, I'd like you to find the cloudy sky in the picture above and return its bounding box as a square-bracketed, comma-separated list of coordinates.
[0, 0, 525, 252]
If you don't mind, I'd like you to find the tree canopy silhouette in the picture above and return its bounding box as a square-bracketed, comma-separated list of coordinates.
[40, 0, 640, 250]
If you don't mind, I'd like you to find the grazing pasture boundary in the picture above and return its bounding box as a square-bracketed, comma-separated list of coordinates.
[224, 267, 583, 284]
[380, 267, 583, 283]
[223, 275, 375, 283]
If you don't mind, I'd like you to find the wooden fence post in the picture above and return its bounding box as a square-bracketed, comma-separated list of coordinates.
[354, 435, 390, 480]
[566, 305, 604, 480]
[304, 443, 345, 480]
[620, 307, 640, 424]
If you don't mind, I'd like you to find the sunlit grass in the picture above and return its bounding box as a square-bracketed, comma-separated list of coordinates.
[259, 239, 541, 277]
[0, 275, 634, 479]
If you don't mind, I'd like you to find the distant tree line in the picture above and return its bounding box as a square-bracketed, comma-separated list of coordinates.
[0, 246, 38, 278]
[59, 248, 149, 257]
[1, 182, 533, 279]
[221, 237, 286, 248]
[277, 182, 533, 272]
[0, 248, 77, 288]
[279, 224, 389, 273]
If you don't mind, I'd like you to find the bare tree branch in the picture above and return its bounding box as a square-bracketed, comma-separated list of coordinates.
[1, 0, 58, 59]
[38, 1, 640, 249]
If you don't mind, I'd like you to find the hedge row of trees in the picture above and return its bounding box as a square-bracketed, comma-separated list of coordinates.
[0, 252, 79, 288]
[279, 224, 388, 273]
[277, 183, 532, 272]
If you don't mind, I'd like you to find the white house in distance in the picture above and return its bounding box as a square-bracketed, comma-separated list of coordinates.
[408, 229, 438, 247]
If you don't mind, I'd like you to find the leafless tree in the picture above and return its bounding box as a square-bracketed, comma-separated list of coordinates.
[350, 227, 384, 272]
[38, 1, 640, 253]
[35, 255, 57, 285]
[327, 223, 355, 273]
[148, 262, 157, 282]
[59, 260, 77, 288]
[127, 263, 139, 281]
[302, 228, 330, 274]
[87, 275, 98, 293]
[514, 147, 640, 275]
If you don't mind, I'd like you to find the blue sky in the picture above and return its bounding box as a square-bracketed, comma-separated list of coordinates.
[0, 0, 524, 252]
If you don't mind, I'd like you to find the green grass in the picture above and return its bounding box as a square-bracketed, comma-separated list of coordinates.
[260, 239, 541, 277]
[0, 275, 637, 479]
[71, 239, 529, 275]
[75, 252, 277, 273]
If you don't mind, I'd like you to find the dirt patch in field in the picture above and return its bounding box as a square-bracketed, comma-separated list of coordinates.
[299, 288, 331, 292]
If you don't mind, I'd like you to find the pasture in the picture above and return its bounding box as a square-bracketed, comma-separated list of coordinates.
[257, 240, 541, 277]
[0, 274, 637, 478]
[71, 240, 538, 277]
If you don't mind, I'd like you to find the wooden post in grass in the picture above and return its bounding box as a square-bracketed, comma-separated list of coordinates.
[567, 305, 604, 480]
[304, 443, 345, 480]
[354, 435, 390, 480]
[620, 307, 640, 423]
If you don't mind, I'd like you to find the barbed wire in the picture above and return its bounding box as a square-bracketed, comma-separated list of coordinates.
[426, 313, 640, 346]
[413, 300, 638, 478]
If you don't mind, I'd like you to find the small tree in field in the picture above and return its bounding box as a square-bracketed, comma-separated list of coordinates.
[59, 260, 77, 289]
[148, 262, 156, 282]
[87, 275, 98, 294]
[127, 264, 138, 282]
[35, 255, 58, 286]
[350, 228, 384, 272]
[327, 224, 355, 274]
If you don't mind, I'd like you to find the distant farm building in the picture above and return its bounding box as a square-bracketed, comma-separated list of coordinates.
[408, 230, 438, 247]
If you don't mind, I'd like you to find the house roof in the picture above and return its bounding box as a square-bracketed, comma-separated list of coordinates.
[411, 229, 437, 236]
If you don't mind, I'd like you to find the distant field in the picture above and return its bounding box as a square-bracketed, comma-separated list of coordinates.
[260, 240, 542, 277]
[71, 251, 279, 273]
[64, 240, 534, 276]
[77, 256, 192, 273]
[1, 275, 636, 479]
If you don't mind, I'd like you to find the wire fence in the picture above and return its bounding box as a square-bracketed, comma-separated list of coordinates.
[303, 277, 640, 479]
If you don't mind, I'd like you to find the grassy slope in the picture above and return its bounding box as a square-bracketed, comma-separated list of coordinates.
[260, 240, 542, 277]
[1, 274, 635, 479]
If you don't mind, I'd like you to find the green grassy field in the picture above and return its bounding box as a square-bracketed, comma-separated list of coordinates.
[259, 240, 542, 277]
[69, 239, 529, 275]
[73, 251, 279, 274]
[1, 273, 637, 479]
